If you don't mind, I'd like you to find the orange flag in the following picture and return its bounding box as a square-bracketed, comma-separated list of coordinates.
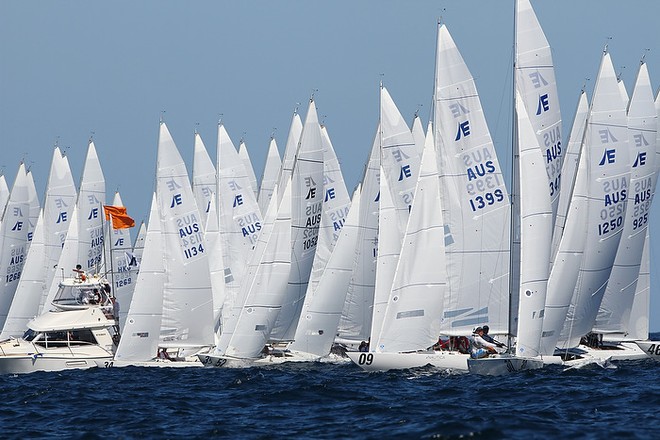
[103, 205, 135, 229]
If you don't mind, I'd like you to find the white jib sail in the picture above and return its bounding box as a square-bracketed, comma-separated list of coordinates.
[0, 174, 9, 214]
[290, 185, 361, 356]
[277, 112, 303, 205]
[514, 89, 553, 358]
[115, 193, 165, 362]
[218, 180, 292, 359]
[337, 127, 380, 344]
[375, 130, 447, 353]
[551, 92, 589, 263]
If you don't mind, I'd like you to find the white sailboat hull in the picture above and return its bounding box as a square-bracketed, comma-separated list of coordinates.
[467, 354, 544, 376]
[347, 351, 468, 372]
[635, 341, 660, 361]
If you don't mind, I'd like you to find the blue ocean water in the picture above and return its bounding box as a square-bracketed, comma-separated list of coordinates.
[1, 344, 659, 439]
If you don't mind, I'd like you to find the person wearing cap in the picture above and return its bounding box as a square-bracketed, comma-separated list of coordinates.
[481, 325, 505, 348]
[469, 327, 500, 359]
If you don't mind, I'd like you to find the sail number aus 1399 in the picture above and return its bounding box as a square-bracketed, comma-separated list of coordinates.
[468, 189, 504, 212]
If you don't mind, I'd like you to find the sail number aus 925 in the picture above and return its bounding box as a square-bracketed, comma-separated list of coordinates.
[468, 189, 504, 212]
[357, 353, 374, 365]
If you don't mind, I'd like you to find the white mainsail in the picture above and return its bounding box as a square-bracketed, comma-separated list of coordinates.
[215, 123, 264, 335]
[556, 51, 629, 350]
[380, 86, 420, 238]
[157, 122, 214, 349]
[550, 92, 589, 262]
[0, 165, 31, 330]
[1, 148, 77, 337]
[337, 127, 380, 344]
[216, 180, 292, 359]
[595, 62, 657, 336]
[433, 23, 510, 335]
[270, 100, 325, 341]
[276, 111, 303, 205]
[374, 129, 447, 353]
[411, 113, 426, 158]
[24, 170, 40, 255]
[515, 0, 562, 227]
[192, 132, 217, 230]
[239, 139, 259, 199]
[115, 193, 165, 362]
[258, 137, 282, 216]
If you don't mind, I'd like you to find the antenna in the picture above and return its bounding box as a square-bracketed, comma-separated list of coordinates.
[310, 88, 318, 102]
[271, 127, 277, 140]
[217, 113, 224, 126]
[641, 48, 650, 64]
[159, 110, 166, 123]
[194, 122, 200, 134]
[603, 36, 612, 54]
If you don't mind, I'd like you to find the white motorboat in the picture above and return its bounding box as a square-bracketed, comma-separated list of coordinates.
[0, 276, 119, 374]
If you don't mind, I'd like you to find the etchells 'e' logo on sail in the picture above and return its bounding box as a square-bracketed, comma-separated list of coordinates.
[632, 151, 647, 168]
[167, 178, 184, 208]
[634, 133, 650, 148]
[55, 198, 69, 224]
[305, 176, 317, 200]
[455, 121, 470, 141]
[529, 71, 548, 89]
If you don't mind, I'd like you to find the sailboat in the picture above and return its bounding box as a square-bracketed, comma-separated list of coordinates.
[541, 50, 630, 359]
[199, 180, 292, 367]
[335, 127, 380, 348]
[0, 174, 9, 214]
[584, 60, 657, 360]
[269, 99, 325, 343]
[468, 0, 560, 375]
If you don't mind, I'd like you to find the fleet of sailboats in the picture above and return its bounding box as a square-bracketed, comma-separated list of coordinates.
[0, 0, 658, 375]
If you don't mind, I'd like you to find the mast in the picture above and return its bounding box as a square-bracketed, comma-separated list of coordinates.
[507, 0, 520, 349]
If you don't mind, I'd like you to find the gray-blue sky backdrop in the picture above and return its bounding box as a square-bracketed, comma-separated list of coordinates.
[1, 1, 659, 330]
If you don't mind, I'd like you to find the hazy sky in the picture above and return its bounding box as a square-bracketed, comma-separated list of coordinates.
[1, 1, 659, 330]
